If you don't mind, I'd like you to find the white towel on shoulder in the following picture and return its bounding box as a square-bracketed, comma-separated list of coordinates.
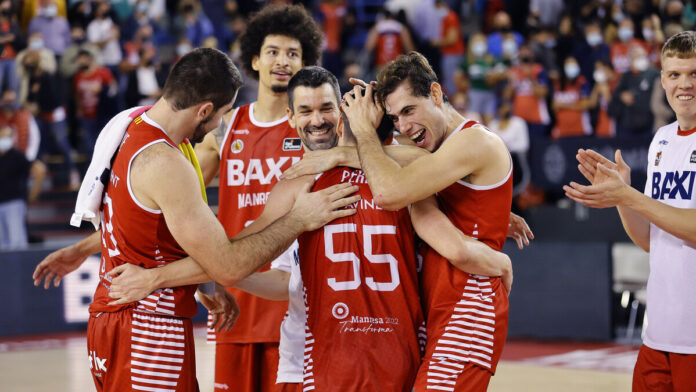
[70, 106, 149, 229]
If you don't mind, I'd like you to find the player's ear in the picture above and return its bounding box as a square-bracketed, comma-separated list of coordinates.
[251, 55, 260, 71]
[430, 82, 444, 105]
[197, 101, 214, 120]
[336, 113, 344, 139]
[287, 106, 296, 128]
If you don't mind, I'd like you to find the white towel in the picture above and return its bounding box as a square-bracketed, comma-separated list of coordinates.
[70, 106, 149, 229]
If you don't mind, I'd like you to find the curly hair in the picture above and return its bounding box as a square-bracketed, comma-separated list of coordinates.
[240, 5, 322, 80]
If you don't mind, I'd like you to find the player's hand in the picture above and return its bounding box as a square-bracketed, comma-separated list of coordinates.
[281, 148, 345, 180]
[501, 267, 513, 297]
[33, 246, 88, 289]
[290, 182, 360, 231]
[507, 212, 534, 249]
[577, 149, 631, 185]
[106, 263, 157, 305]
[348, 77, 376, 89]
[341, 84, 384, 141]
[199, 284, 239, 332]
[563, 161, 631, 209]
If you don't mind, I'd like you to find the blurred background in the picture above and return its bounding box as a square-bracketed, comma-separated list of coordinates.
[2, 0, 689, 390]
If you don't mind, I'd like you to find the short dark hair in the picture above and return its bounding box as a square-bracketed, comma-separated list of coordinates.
[240, 5, 322, 80]
[662, 30, 696, 61]
[76, 49, 93, 59]
[287, 66, 340, 112]
[341, 111, 393, 144]
[375, 52, 440, 106]
[162, 47, 242, 111]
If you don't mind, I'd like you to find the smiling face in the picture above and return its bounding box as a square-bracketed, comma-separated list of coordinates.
[661, 56, 696, 128]
[383, 81, 447, 152]
[252, 35, 303, 94]
[288, 84, 341, 151]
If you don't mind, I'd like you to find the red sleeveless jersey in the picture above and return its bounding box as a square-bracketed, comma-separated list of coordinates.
[299, 167, 423, 391]
[375, 19, 404, 67]
[90, 112, 198, 318]
[420, 120, 512, 376]
[216, 103, 303, 343]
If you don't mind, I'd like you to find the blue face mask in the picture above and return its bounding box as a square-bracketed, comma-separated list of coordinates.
[586, 32, 602, 47]
[0, 136, 13, 153]
[564, 63, 580, 79]
[618, 27, 634, 42]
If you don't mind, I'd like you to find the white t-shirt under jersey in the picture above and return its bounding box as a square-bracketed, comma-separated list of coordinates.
[643, 121, 696, 354]
[269, 240, 304, 383]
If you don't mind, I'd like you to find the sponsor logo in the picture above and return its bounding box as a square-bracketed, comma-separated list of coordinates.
[651, 171, 696, 200]
[691, 151, 696, 164]
[88, 350, 108, 375]
[655, 151, 662, 166]
[283, 138, 302, 151]
[232, 129, 249, 135]
[225, 157, 301, 186]
[332, 302, 349, 320]
[658, 139, 668, 146]
[230, 140, 244, 154]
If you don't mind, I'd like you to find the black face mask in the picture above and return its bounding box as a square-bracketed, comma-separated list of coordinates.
[520, 57, 533, 64]
[78, 64, 89, 72]
[499, 26, 511, 33]
[24, 64, 37, 73]
[1, 9, 12, 16]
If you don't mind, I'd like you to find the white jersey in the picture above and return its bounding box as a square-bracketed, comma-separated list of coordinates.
[643, 121, 696, 354]
[269, 240, 304, 383]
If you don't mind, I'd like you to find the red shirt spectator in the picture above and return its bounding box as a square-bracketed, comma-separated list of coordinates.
[73, 62, 114, 119]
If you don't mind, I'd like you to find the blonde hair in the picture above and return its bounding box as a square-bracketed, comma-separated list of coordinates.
[661, 31, 696, 61]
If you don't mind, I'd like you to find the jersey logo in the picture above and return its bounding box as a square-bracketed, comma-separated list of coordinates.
[655, 151, 662, 166]
[658, 139, 668, 146]
[691, 151, 696, 164]
[283, 138, 302, 151]
[232, 129, 249, 135]
[230, 139, 244, 154]
[651, 171, 696, 200]
[332, 302, 349, 319]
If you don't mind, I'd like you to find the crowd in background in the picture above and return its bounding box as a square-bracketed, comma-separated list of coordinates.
[0, 0, 694, 249]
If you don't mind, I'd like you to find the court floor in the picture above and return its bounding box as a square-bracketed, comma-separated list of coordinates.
[0, 328, 635, 391]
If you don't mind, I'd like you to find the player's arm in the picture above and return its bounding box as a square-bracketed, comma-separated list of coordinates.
[134, 144, 358, 287]
[411, 196, 512, 278]
[233, 269, 291, 301]
[33, 230, 101, 289]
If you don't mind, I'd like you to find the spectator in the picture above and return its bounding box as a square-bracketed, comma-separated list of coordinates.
[59, 26, 102, 79]
[489, 100, 530, 197]
[27, 0, 71, 58]
[0, 90, 40, 161]
[20, 0, 67, 32]
[0, 0, 21, 95]
[589, 60, 617, 138]
[317, 0, 346, 78]
[664, 0, 685, 32]
[73, 49, 116, 153]
[609, 45, 659, 136]
[451, 91, 482, 123]
[455, 33, 499, 125]
[121, 0, 158, 43]
[0, 125, 45, 249]
[86, 1, 123, 72]
[554, 13, 576, 72]
[16, 33, 57, 103]
[21, 50, 77, 188]
[650, 75, 676, 131]
[529, 27, 559, 76]
[431, 0, 465, 97]
[573, 20, 610, 84]
[529, 0, 565, 28]
[641, 14, 665, 67]
[124, 46, 160, 107]
[551, 56, 592, 139]
[173, 0, 215, 47]
[506, 45, 551, 139]
[610, 18, 649, 74]
[365, 9, 415, 72]
[487, 11, 524, 58]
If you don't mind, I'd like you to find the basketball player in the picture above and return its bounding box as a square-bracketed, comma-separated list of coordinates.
[77, 48, 359, 392]
[564, 31, 696, 391]
[334, 52, 513, 391]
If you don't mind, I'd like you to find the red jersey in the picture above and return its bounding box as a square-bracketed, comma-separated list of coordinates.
[74, 67, 115, 119]
[90, 112, 198, 318]
[420, 120, 512, 376]
[510, 64, 550, 125]
[552, 76, 592, 139]
[375, 19, 405, 67]
[440, 10, 465, 56]
[610, 39, 650, 74]
[216, 103, 303, 343]
[299, 167, 423, 391]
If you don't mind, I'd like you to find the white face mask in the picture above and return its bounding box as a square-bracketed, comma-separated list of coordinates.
[618, 26, 634, 42]
[176, 44, 192, 56]
[502, 39, 517, 56]
[44, 4, 57, 17]
[28, 39, 44, 50]
[586, 32, 602, 47]
[593, 69, 607, 83]
[642, 28, 654, 41]
[633, 57, 649, 72]
[0, 136, 13, 153]
[472, 42, 487, 57]
[564, 63, 580, 79]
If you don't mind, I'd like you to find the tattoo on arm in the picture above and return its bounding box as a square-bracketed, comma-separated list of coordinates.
[214, 118, 227, 148]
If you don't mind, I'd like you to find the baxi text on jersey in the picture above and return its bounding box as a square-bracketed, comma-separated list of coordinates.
[225, 157, 301, 186]
[238, 192, 271, 208]
[651, 171, 696, 200]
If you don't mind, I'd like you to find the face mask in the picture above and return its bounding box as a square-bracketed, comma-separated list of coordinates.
[633, 57, 649, 72]
[136, 3, 148, 13]
[593, 69, 607, 83]
[0, 136, 13, 153]
[618, 26, 634, 42]
[28, 39, 44, 50]
[502, 39, 517, 56]
[78, 64, 89, 72]
[544, 39, 556, 49]
[613, 12, 624, 23]
[44, 4, 57, 17]
[642, 28, 654, 41]
[471, 42, 487, 57]
[564, 63, 580, 79]
[586, 32, 602, 47]
[176, 44, 192, 56]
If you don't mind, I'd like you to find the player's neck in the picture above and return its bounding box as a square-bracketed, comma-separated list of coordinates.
[443, 105, 466, 139]
[677, 115, 696, 132]
[254, 87, 289, 122]
[146, 99, 189, 145]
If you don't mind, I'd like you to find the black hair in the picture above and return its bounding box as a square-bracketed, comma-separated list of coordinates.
[287, 66, 341, 113]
